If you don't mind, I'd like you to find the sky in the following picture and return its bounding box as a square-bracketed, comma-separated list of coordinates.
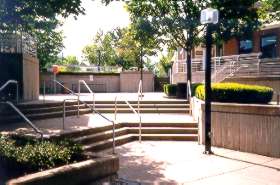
[60, 0, 130, 60]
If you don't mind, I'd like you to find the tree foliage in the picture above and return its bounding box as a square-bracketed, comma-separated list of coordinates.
[0, 0, 84, 70]
[83, 26, 159, 70]
[0, 0, 84, 31]
[104, 0, 279, 81]
[82, 30, 117, 67]
[156, 50, 174, 77]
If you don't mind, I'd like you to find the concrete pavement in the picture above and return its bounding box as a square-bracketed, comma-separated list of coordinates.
[116, 141, 280, 185]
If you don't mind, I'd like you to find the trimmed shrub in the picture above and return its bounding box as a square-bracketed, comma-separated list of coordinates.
[195, 83, 273, 104]
[163, 84, 177, 97]
[191, 83, 203, 97]
[0, 135, 83, 172]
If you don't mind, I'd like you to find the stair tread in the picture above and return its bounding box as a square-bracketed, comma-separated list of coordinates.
[74, 127, 128, 142]
[83, 134, 133, 150]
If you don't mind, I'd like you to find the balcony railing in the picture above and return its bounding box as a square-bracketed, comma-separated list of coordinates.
[0, 32, 37, 58]
[173, 53, 280, 82]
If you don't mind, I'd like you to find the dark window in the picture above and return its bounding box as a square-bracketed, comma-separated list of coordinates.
[239, 39, 253, 54]
[261, 35, 278, 58]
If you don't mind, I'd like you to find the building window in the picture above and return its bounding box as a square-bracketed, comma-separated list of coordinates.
[239, 39, 253, 54]
[261, 35, 278, 58]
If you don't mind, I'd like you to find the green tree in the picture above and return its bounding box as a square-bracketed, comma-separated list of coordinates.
[0, 0, 84, 70]
[61, 55, 80, 72]
[82, 30, 116, 68]
[104, 0, 277, 83]
[0, 0, 84, 31]
[156, 50, 174, 77]
[36, 27, 64, 69]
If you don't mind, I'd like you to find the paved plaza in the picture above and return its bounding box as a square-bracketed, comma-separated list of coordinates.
[116, 141, 280, 185]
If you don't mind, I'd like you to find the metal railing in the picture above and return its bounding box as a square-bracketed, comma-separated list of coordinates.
[78, 80, 95, 115]
[62, 99, 79, 130]
[114, 96, 142, 143]
[0, 101, 44, 139]
[53, 79, 117, 154]
[0, 80, 19, 103]
[187, 80, 192, 115]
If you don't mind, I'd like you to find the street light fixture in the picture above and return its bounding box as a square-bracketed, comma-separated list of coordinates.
[200, 8, 219, 154]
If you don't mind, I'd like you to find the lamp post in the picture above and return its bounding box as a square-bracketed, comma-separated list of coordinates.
[200, 8, 219, 154]
[97, 50, 101, 72]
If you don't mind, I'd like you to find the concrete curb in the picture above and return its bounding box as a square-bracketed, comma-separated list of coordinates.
[7, 155, 119, 185]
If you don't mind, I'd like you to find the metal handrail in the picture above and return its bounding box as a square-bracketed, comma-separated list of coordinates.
[114, 96, 142, 143]
[0, 80, 19, 103]
[78, 80, 95, 113]
[62, 99, 79, 130]
[53, 79, 116, 154]
[137, 80, 143, 142]
[187, 80, 192, 115]
[1, 101, 43, 139]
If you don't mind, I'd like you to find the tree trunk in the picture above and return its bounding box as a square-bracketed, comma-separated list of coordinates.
[186, 48, 192, 84]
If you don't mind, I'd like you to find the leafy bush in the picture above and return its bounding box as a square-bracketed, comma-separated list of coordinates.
[0, 135, 83, 172]
[191, 83, 203, 97]
[195, 83, 273, 104]
[163, 84, 177, 96]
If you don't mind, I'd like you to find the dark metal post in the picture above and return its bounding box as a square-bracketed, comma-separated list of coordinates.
[97, 50, 101, 72]
[204, 25, 213, 154]
[140, 46, 143, 83]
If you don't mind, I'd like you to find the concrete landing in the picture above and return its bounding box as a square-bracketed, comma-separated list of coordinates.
[0, 113, 195, 135]
[116, 141, 280, 185]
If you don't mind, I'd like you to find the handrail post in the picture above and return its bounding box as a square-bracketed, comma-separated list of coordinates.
[113, 96, 117, 154]
[63, 100, 66, 130]
[138, 95, 142, 143]
[277, 92, 280, 105]
[16, 82, 19, 104]
[78, 81, 80, 117]
[43, 80, 46, 103]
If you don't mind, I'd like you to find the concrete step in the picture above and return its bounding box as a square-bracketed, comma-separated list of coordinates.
[0, 107, 190, 123]
[83, 133, 198, 152]
[73, 127, 197, 145]
[74, 128, 128, 144]
[128, 127, 198, 135]
[16, 100, 189, 109]
[83, 135, 134, 152]
[1, 104, 189, 116]
[122, 122, 197, 128]
[58, 124, 123, 139]
[138, 134, 198, 141]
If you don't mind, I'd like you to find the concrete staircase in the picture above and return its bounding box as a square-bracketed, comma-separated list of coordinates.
[56, 122, 198, 153]
[0, 100, 189, 123]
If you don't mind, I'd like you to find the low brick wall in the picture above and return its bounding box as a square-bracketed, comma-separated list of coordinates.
[7, 155, 119, 185]
[192, 97, 280, 157]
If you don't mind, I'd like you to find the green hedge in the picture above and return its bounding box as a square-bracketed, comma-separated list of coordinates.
[163, 84, 177, 96]
[191, 83, 203, 97]
[0, 135, 83, 172]
[195, 83, 273, 104]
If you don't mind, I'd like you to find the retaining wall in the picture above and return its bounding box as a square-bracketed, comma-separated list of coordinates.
[192, 97, 280, 157]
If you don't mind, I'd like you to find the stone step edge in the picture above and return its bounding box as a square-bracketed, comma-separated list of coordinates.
[83, 134, 198, 151]
[74, 127, 198, 144]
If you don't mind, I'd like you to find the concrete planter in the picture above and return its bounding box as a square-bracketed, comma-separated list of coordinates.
[192, 97, 280, 157]
[7, 155, 119, 185]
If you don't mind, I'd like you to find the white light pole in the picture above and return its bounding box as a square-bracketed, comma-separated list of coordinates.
[200, 8, 219, 154]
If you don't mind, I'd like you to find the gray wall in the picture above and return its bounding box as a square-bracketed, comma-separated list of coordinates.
[192, 98, 280, 157]
[40, 71, 155, 93]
